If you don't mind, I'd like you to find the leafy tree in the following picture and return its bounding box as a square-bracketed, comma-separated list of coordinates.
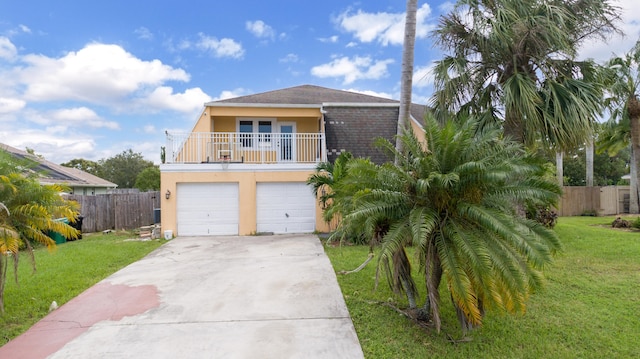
[134, 166, 160, 191]
[98, 149, 154, 189]
[60, 158, 101, 176]
[431, 0, 620, 150]
[562, 146, 629, 186]
[0, 149, 80, 313]
[336, 116, 561, 333]
[602, 40, 640, 212]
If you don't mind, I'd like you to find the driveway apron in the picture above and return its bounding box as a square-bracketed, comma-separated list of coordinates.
[0, 234, 364, 359]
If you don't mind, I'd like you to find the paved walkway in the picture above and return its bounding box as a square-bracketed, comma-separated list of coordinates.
[0, 234, 364, 359]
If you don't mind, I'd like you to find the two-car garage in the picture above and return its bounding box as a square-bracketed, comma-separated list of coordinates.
[176, 182, 316, 236]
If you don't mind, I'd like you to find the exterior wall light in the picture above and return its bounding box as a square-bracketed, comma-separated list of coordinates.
[165, 189, 171, 199]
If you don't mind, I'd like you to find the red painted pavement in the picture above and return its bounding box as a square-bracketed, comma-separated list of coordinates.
[0, 282, 160, 359]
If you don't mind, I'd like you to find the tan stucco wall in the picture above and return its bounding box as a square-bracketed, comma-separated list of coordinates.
[161, 169, 329, 236]
[209, 117, 320, 133]
[188, 106, 322, 133]
[208, 106, 321, 118]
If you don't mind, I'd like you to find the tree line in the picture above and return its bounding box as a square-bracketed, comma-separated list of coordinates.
[61, 149, 159, 191]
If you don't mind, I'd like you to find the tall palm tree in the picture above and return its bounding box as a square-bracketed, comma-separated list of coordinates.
[395, 0, 418, 159]
[344, 115, 562, 333]
[602, 40, 640, 213]
[431, 0, 619, 151]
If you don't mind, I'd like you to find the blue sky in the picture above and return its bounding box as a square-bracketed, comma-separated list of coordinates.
[0, 1, 638, 164]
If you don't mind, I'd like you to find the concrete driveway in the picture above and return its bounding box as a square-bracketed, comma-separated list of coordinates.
[0, 234, 364, 359]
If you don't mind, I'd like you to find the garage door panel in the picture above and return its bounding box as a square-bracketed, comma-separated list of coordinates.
[256, 182, 315, 234]
[177, 183, 239, 236]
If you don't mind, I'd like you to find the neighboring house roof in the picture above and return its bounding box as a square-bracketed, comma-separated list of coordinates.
[0, 143, 117, 189]
[208, 85, 428, 164]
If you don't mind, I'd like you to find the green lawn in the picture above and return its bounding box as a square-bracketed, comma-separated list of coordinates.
[325, 216, 640, 359]
[0, 232, 164, 346]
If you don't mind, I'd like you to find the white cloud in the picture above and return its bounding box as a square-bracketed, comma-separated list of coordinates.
[318, 35, 339, 43]
[134, 27, 154, 40]
[0, 37, 18, 61]
[279, 53, 299, 63]
[336, 4, 433, 46]
[311, 55, 394, 84]
[246, 20, 276, 40]
[143, 124, 156, 133]
[50, 107, 120, 129]
[0, 128, 98, 163]
[0, 97, 26, 113]
[343, 88, 394, 99]
[413, 64, 435, 88]
[139, 86, 211, 113]
[196, 33, 244, 58]
[19, 24, 31, 34]
[438, 2, 455, 14]
[578, 0, 640, 62]
[212, 88, 251, 101]
[19, 43, 190, 103]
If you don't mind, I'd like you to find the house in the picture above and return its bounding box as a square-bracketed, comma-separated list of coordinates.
[160, 85, 427, 236]
[0, 143, 117, 195]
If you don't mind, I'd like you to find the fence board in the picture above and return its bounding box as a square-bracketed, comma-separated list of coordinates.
[64, 192, 160, 232]
[558, 186, 600, 217]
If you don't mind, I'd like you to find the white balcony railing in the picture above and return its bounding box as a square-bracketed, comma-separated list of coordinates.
[165, 132, 326, 164]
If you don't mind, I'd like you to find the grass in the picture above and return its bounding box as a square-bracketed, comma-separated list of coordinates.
[0, 231, 164, 346]
[324, 216, 640, 359]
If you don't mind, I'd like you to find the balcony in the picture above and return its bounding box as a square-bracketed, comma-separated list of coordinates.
[165, 132, 326, 165]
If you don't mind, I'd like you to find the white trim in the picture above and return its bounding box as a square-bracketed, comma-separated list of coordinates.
[277, 122, 296, 162]
[160, 163, 316, 173]
[236, 118, 276, 132]
[321, 102, 399, 107]
[206, 103, 323, 109]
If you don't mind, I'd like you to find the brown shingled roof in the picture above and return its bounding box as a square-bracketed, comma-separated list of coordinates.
[0, 143, 117, 188]
[209, 85, 429, 164]
[210, 84, 399, 105]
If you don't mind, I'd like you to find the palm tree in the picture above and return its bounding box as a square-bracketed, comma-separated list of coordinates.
[344, 115, 562, 333]
[308, 152, 420, 307]
[0, 152, 80, 313]
[602, 40, 640, 213]
[395, 0, 417, 159]
[431, 0, 619, 151]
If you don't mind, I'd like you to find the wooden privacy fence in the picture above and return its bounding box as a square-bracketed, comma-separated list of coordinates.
[557, 186, 630, 217]
[63, 192, 161, 233]
[557, 186, 600, 217]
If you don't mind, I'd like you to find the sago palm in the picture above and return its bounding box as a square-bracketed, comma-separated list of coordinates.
[344, 115, 562, 333]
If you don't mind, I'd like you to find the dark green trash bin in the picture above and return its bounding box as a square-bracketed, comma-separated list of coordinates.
[49, 218, 69, 244]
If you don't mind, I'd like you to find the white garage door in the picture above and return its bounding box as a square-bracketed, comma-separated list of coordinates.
[256, 182, 316, 234]
[177, 183, 239, 236]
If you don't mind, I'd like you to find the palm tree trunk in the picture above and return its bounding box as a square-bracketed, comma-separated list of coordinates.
[504, 109, 525, 144]
[586, 138, 594, 187]
[395, 0, 417, 162]
[392, 248, 418, 309]
[628, 97, 640, 213]
[556, 151, 564, 187]
[424, 240, 443, 332]
[630, 149, 638, 213]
